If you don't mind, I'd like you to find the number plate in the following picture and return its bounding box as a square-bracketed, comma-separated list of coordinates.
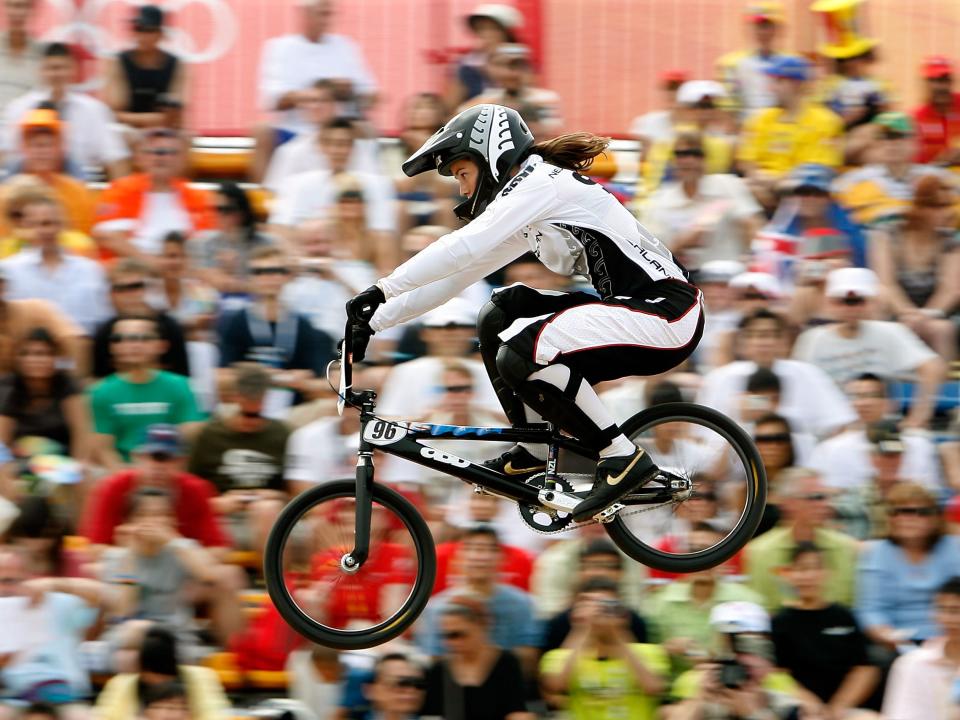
[362, 420, 408, 445]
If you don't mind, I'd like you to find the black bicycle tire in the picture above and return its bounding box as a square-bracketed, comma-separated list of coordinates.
[264, 480, 437, 650]
[604, 402, 767, 574]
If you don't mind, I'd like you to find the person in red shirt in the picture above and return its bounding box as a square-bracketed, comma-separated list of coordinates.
[81, 423, 228, 552]
[912, 56, 960, 164]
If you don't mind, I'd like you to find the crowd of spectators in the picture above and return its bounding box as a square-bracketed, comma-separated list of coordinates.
[0, 0, 960, 717]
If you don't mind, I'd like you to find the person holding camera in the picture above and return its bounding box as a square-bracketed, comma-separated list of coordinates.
[540, 576, 667, 720]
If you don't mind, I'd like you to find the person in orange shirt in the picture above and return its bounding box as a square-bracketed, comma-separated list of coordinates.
[94, 128, 214, 262]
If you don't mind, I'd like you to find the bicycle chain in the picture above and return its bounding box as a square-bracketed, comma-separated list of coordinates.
[516, 492, 686, 535]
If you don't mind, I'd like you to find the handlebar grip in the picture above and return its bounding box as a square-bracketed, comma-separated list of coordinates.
[337, 321, 353, 415]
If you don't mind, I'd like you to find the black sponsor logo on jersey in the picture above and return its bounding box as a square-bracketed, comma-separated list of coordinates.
[548, 167, 562, 178]
[556, 223, 613, 298]
[500, 164, 535, 196]
[636, 246, 669, 277]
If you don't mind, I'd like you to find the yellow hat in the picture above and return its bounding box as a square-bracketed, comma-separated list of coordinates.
[811, 0, 878, 59]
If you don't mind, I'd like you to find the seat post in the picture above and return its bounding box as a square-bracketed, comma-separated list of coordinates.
[545, 422, 562, 480]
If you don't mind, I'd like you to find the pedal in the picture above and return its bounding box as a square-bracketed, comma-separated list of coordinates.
[594, 503, 625, 523]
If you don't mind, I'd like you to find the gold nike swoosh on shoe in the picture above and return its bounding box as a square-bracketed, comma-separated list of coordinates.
[503, 460, 546, 475]
[604, 449, 645, 486]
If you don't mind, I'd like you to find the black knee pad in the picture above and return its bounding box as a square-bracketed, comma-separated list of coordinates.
[477, 300, 509, 355]
[495, 343, 540, 389]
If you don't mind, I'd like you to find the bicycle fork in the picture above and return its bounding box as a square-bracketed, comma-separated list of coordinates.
[342, 435, 375, 573]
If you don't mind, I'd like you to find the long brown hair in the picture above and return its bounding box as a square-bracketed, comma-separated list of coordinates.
[528, 132, 611, 172]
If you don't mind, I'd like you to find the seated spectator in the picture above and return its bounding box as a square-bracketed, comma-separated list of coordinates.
[101, 5, 186, 131]
[216, 246, 334, 415]
[0, 179, 95, 260]
[0, 0, 42, 114]
[870, 174, 960, 360]
[641, 132, 762, 274]
[810, 374, 941, 495]
[6, 496, 67, 577]
[540, 577, 667, 720]
[187, 365, 290, 553]
[81, 424, 226, 551]
[0, 109, 96, 237]
[421, 594, 533, 720]
[2, 42, 129, 178]
[89, 317, 202, 468]
[363, 653, 427, 720]
[882, 576, 960, 720]
[1, 193, 111, 335]
[912, 55, 960, 165]
[696, 309, 857, 437]
[94, 625, 229, 720]
[793, 267, 944, 427]
[821, 47, 888, 132]
[715, 1, 788, 114]
[690, 260, 746, 372]
[151, 231, 219, 338]
[630, 69, 689, 166]
[94, 128, 214, 260]
[752, 413, 807, 535]
[188, 181, 276, 299]
[331, 172, 400, 276]
[772, 542, 879, 716]
[540, 539, 648, 654]
[744, 467, 859, 612]
[252, 0, 377, 181]
[445, 3, 523, 108]
[834, 112, 946, 225]
[100, 487, 239, 648]
[286, 644, 344, 720]
[139, 680, 191, 720]
[856, 482, 960, 647]
[92, 258, 190, 378]
[0, 327, 90, 461]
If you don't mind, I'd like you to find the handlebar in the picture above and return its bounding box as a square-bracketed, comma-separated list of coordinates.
[336, 320, 353, 415]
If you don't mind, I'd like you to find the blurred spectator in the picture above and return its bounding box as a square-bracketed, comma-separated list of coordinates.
[81, 424, 226, 550]
[89, 316, 202, 468]
[188, 181, 276, 298]
[253, 0, 377, 181]
[540, 577, 667, 720]
[821, 48, 888, 131]
[630, 69, 689, 165]
[539, 540, 647, 653]
[737, 56, 843, 181]
[101, 5, 187, 130]
[834, 112, 946, 225]
[810, 375, 941, 495]
[462, 43, 562, 136]
[691, 260, 745, 372]
[138, 680, 190, 720]
[216, 246, 333, 415]
[0, 180, 95, 260]
[641, 132, 761, 274]
[92, 258, 191, 378]
[882, 576, 960, 720]
[331, 171, 400, 277]
[752, 413, 807, 535]
[0, 0, 42, 114]
[0, 109, 96, 237]
[151, 231, 219, 337]
[744, 467, 859, 612]
[94, 128, 214, 261]
[0, 545, 106, 706]
[94, 625, 229, 720]
[19, 703, 60, 720]
[446, 3, 524, 109]
[870, 174, 960, 360]
[364, 652, 427, 720]
[285, 644, 343, 720]
[793, 267, 944, 427]
[6, 495, 67, 577]
[771, 542, 879, 716]
[2, 42, 129, 179]
[416, 525, 540, 671]
[697, 309, 857, 437]
[715, 1, 789, 114]
[912, 55, 960, 165]
[1, 193, 110, 334]
[99, 487, 239, 648]
[648, 522, 761, 666]
[188, 365, 290, 552]
[856, 482, 960, 648]
[0, 327, 90, 461]
[420, 593, 533, 720]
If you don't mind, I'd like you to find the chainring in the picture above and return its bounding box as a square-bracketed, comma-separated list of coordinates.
[516, 473, 582, 534]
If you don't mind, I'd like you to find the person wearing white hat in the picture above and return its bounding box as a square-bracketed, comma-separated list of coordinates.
[706, 271, 783, 369]
[793, 267, 944, 428]
[690, 261, 748, 372]
[447, 3, 524, 109]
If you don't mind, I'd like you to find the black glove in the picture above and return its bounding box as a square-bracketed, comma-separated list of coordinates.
[346, 285, 386, 324]
[350, 322, 374, 363]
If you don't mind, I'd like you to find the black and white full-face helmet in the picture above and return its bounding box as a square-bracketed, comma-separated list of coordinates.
[401, 104, 534, 221]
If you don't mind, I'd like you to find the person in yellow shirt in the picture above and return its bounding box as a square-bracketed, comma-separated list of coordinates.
[737, 56, 844, 180]
[0, 180, 97, 259]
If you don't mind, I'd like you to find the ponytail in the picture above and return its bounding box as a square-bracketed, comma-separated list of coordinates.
[528, 132, 611, 172]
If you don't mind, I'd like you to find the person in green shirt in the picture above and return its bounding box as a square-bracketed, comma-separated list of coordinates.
[89, 315, 203, 469]
[541, 576, 668, 720]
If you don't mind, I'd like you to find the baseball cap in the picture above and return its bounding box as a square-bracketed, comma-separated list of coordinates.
[729, 271, 783, 299]
[132, 4, 164, 31]
[710, 601, 771, 634]
[923, 55, 953, 79]
[467, 3, 523, 39]
[867, 418, 904, 455]
[135, 424, 184, 457]
[789, 163, 836, 194]
[699, 260, 746, 285]
[825, 267, 879, 299]
[659, 68, 690, 86]
[873, 112, 914, 136]
[421, 298, 476, 328]
[746, 0, 784, 24]
[766, 55, 810, 81]
[677, 80, 726, 106]
[20, 108, 62, 135]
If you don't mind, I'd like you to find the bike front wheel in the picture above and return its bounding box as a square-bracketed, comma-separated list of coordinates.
[603, 402, 766, 574]
[264, 480, 436, 650]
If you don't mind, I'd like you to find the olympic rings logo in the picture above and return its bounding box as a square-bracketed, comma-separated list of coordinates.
[40, 0, 239, 64]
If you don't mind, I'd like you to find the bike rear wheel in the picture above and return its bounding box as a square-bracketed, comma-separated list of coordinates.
[603, 402, 766, 574]
[264, 480, 436, 650]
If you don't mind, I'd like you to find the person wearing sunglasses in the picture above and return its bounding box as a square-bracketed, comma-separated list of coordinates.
[857, 482, 960, 654]
[363, 652, 428, 720]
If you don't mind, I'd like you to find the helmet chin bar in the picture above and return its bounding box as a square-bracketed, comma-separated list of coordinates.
[453, 168, 498, 221]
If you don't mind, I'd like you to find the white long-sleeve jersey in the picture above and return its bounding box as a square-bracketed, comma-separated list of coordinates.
[369, 154, 689, 332]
